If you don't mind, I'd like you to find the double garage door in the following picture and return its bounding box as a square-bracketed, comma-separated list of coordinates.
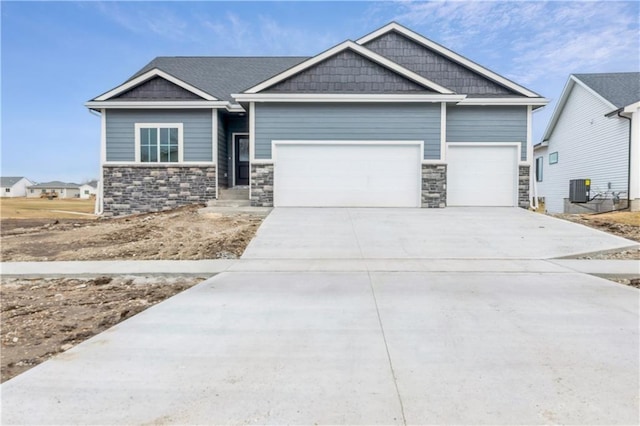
[272, 142, 519, 207]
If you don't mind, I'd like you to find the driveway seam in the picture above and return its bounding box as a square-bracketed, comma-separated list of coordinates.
[346, 209, 407, 425]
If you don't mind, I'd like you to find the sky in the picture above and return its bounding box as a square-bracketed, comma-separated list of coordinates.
[1, 0, 639, 183]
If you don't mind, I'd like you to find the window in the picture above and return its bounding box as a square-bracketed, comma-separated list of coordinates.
[549, 152, 558, 164]
[535, 157, 543, 182]
[5, 188, 10, 193]
[135, 123, 183, 163]
[84, 190, 90, 195]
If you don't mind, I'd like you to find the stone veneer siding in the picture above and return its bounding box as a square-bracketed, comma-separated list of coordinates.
[518, 165, 530, 209]
[251, 163, 274, 207]
[102, 165, 216, 216]
[422, 164, 447, 208]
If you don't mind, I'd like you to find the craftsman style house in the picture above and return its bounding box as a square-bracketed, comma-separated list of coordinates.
[87, 22, 547, 216]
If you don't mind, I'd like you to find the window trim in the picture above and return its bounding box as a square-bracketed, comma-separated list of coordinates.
[535, 156, 543, 182]
[549, 151, 558, 165]
[134, 123, 184, 163]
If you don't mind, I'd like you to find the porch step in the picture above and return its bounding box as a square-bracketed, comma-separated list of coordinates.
[218, 187, 249, 200]
[207, 199, 251, 208]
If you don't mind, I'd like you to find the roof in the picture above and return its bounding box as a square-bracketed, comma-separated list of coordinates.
[0, 176, 28, 187]
[541, 72, 640, 141]
[28, 181, 81, 189]
[125, 57, 309, 102]
[573, 73, 640, 109]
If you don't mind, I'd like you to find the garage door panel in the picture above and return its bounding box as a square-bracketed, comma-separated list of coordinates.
[447, 145, 518, 207]
[274, 143, 420, 207]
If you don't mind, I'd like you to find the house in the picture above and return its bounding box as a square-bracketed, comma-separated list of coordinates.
[27, 181, 82, 199]
[0, 176, 33, 197]
[535, 73, 640, 213]
[86, 22, 548, 216]
[79, 180, 98, 199]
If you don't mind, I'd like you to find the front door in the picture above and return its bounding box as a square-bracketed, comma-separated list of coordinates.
[234, 134, 250, 186]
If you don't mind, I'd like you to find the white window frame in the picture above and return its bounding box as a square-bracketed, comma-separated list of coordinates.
[549, 151, 558, 165]
[134, 123, 184, 163]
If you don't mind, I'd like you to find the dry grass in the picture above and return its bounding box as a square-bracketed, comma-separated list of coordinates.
[0, 198, 96, 220]
[582, 211, 640, 227]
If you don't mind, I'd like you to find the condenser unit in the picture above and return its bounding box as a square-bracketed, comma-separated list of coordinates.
[569, 179, 590, 203]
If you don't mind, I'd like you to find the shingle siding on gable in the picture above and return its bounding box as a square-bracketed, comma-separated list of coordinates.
[265, 49, 430, 93]
[447, 106, 528, 160]
[114, 77, 203, 101]
[536, 84, 629, 213]
[255, 103, 441, 159]
[363, 31, 516, 96]
[105, 109, 212, 162]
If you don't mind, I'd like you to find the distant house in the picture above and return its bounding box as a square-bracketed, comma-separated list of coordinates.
[0, 176, 33, 197]
[535, 73, 640, 213]
[27, 181, 82, 199]
[79, 180, 98, 199]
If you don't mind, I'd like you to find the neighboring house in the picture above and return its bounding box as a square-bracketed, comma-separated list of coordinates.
[86, 22, 548, 216]
[0, 176, 33, 197]
[79, 180, 98, 199]
[535, 73, 640, 213]
[27, 181, 81, 199]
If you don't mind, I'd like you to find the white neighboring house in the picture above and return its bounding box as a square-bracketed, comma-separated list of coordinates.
[26, 181, 82, 199]
[78, 180, 98, 199]
[535, 72, 640, 213]
[0, 176, 33, 197]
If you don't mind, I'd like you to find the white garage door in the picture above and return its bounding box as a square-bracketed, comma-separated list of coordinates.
[274, 142, 421, 207]
[447, 144, 519, 206]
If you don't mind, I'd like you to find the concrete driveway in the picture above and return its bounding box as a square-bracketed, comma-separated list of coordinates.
[243, 207, 638, 259]
[2, 207, 639, 425]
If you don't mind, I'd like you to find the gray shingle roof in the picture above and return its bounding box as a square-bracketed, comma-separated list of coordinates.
[0, 176, 27, 187]
[28, 181, 81, 189]
[574, 72, 640, 108]
[127, 57, 309, 102]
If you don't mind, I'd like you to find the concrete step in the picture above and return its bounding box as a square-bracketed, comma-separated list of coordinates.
[207, 199, 251, 207]
[218, 187, 250, 200]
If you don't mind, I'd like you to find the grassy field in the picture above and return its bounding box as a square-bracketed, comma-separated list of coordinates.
[0, 197, 96, 219]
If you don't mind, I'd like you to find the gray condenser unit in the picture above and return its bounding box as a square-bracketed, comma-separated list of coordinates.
[569, 179, 591, 203]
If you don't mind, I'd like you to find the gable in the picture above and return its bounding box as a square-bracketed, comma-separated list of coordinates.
[112, 76, 204, 101]
[265, 49, 431, 93]
[363, 31, 517, 96]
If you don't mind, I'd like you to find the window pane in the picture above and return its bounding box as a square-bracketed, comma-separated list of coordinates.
[160, 128, 169, 145]
[141, 145, 149, 162]
[239, 137, 249, 161]
[170, 128, 178, 145]
[149, 145, 158, 162]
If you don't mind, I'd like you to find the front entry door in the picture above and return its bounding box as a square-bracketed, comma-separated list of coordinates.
[234, 134, 250, 185]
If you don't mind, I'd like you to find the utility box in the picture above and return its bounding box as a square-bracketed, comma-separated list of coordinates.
[569, 179, 591, 203]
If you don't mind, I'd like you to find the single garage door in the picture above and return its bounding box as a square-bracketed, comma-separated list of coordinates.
[273, 142, 421, 207]
[447, 144, 519, 206]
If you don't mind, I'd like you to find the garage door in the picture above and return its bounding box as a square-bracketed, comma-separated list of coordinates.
[446, 144, 519, 206]
[273, 142, 421, 207]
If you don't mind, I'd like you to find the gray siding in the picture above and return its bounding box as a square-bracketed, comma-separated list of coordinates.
[266, 49, 430, 93]
[217, 112, 228, 187]
[446, 106, 528, 160]
[106, 109, 213, 162]
[114, 77, 203, 101]
[255, 103, 441, 159]
[364, 31, 517, 96]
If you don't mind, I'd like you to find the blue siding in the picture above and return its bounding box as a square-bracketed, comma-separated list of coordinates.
[446, 106, 528, 160]
[255, 103, 441, 160]
[105, 109, 213, 162]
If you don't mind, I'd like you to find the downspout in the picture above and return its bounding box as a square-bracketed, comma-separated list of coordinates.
[617, 111, 632, 211]
[88, 109, 104, 215]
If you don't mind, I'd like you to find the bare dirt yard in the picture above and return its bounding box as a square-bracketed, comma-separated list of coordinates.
[1, 200, 266, 382]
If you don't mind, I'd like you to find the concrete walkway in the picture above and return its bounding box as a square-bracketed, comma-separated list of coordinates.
[2, 208, 639, 425]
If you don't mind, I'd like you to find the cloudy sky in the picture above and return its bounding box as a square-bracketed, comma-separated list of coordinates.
[2, 1, 638, 183]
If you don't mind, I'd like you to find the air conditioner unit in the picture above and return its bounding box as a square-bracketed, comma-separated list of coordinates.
[569, 179, 590, 203]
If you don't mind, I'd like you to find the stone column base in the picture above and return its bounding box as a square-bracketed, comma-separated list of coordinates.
[422, 164, 447, 208]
